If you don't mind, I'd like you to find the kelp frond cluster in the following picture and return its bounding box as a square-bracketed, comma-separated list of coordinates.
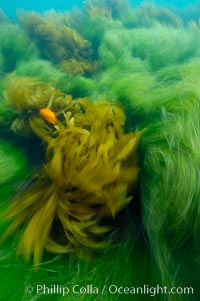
[3, 76, 74, 138]
[18, 11, 96, 75]
[1, 78, 143, 263]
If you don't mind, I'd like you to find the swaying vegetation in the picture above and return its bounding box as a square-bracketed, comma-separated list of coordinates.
[0, 0, 200, 300]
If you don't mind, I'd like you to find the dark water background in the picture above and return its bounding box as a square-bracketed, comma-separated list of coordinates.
[0, 0, 199, 19]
